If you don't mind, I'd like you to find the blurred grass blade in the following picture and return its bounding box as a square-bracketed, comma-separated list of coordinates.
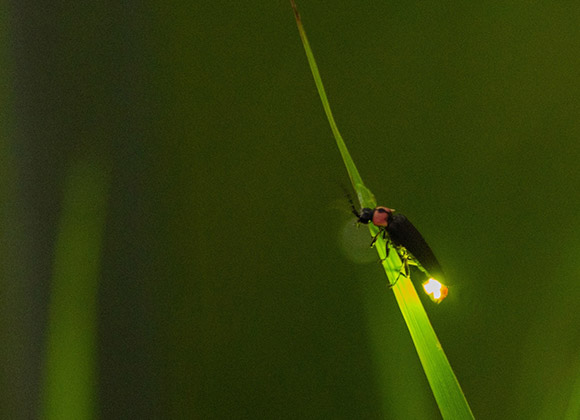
[290, 2, 474, 418]
[564, 358, 580, 420]
[42, 161, 109, 420]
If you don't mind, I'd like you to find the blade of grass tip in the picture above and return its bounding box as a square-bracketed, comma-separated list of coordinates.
[290, 2, 474, 418]
[289, 0, 366, 202]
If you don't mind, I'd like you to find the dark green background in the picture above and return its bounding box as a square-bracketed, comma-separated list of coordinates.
[2, 1, 580, 419]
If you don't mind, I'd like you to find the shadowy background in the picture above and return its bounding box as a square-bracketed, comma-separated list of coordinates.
[2, 1, 580, 419]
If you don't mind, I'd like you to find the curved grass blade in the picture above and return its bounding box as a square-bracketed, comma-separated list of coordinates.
[290, 2, 474, 418]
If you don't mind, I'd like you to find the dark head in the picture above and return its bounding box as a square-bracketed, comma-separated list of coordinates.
[357, 208, 374, 224]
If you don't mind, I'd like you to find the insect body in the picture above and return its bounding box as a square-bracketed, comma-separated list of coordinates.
[352, 206, 444, 282]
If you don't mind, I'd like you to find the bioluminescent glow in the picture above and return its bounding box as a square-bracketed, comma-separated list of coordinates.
[423, 278, 448, 303]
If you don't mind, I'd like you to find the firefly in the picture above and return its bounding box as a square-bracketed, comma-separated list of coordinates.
[351, 204, 446, 290]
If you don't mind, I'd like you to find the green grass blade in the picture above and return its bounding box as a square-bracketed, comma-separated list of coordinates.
[564, 359, 580, 420]
[290, 2, 474, 418]
[289, 1, 374, 207]
[42, 161, 109, 420]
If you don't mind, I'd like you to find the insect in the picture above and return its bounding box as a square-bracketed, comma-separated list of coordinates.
[350, 203, 445, 284]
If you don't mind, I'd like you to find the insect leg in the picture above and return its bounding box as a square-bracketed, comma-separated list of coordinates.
[369, 227, 383, 248]
[382, 230, 390, 258]
[389, 248, 411, 287]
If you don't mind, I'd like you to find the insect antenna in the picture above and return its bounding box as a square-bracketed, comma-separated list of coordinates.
[341, 184, 360, 218]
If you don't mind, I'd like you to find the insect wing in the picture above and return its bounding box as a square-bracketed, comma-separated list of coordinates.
[386, 214, 444, 280]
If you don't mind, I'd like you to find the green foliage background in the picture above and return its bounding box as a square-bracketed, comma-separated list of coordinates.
[1, 2, 580, 419]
